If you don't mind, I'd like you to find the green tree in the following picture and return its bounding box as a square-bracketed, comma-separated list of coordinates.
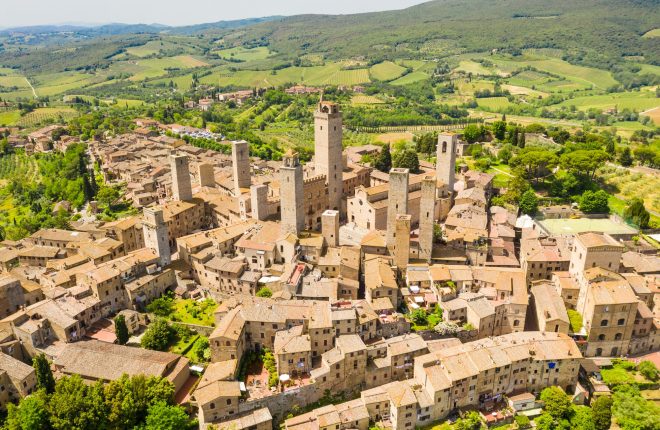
[637, 360, 659, 381]
[623, 198, 650, 229]
[619, 147, 633, 166]
[560, 150, 610, 180]
[612, 385, 660, 430]
[410, 309, 428, 326]
[146, 296, 174, 317]
[633, 146, 656, 166]
[455, 411, 485, 430]
[540, 386, 572, 420]
[193, 337, 210, 362]
[33, 353, 55, 394]
[114, 314, 129, 345]
[510, 148, 558, 183]
[518, 189, 538, 215]
[256, 287, 272, 298]
[392, 149, 420, 173]
[374, 145, 392, 173]
[145, 401, 196, 430]
[570, 406, 595, 430]
[492, 120, 507, 141]
[579, 190, 610, 213]
[96, 186, 120, 207]
[141, 319, 174, 351]
[5, 390, 51, 430]
[592, 396, 613, 430]
[48, 376, 108, 430]
[104, 374, 175, 429]
[462, 124, 482, 143]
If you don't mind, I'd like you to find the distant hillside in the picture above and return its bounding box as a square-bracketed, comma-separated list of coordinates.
[228, 0, 660, 66]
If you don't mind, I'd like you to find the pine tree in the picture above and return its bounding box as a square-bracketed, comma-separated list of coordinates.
[519, 130, 526, 148]
[374, 145, 392, 173]
[619, 147, 633, 166]
[114, 314, 130, 345]
[33, 353, 55, 394]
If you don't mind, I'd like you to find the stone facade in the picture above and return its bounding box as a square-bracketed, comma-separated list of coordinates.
[142, 207, 171, 266]
[314, 101, 343, 212]
[386, 168, 409, 248]
[170, 153, 193, 202]
[231, 141, 251, 195]
[280, 152, 305, 235]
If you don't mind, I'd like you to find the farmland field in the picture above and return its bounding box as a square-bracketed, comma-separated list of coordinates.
[391, 71, 429, 86]
[477, 97, 512, 111]
[599, 166, 660, 214]
[370, 61, 407, 81]
[208, 62, 371, 88]
[553, 91, 659, 112]
[215, 46, 272, 62]
[15, 108, 79, 128]
[125, 40, 185, 57]
[111, 55, 209, 82]
[642, 28, 660, 38]
[457, 60, 492, 76]
[351, 95, 385, 105]
[0, 110, 21, 126]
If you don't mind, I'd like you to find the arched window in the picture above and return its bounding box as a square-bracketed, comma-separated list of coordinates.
[513, 320, 520, 327]
[614, 333, 623, 340]
[598, 334, 606, 341]
[600, 319, 608, 327]
[442, 141, 447, 153]
[595, 348, 603, 356]
[617, 318, 625, 326]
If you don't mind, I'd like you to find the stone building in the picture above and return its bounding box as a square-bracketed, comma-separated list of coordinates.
[314, 100, 343, 212]
[170, 153, 193, 202]
[530, 282, 570, 334]
[142, 207, 171, 266]
[418, 176, 436, 262]
[386, 168, 409, 248]
[231, 141, 250, 195]
[280, 151, 305, 235]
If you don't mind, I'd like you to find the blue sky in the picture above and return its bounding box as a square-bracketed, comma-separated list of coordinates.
[1, 0, 429, 28]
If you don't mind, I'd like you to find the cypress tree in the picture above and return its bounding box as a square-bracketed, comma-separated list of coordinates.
[33, 353, 55, 394]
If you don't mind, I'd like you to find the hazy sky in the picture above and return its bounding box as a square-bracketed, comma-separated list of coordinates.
[1, 0, 430, 28]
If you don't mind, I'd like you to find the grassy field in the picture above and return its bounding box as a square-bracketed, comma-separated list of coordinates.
[215, 46, 272, 61]
[391, 71, 429, 86]
[0, 110, 21, 126]
[456, 60, 492, 75]
[125, 40, 184, 57]
[642, 28, 660, 38]
[15, 107, 78, 128]
[370, 61, 407, 81]
[599, 166, 660, 214]
[351, 94, 385, 105]
[169, 298, 217, 326]
[111, 55, 209, 82]
[206, 61, 371, 88]
[554, 90, 659, 112]
[524, 58, 618, 89]
[477, 97, 512, 111]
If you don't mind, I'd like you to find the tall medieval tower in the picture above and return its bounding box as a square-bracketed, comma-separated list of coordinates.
[142, 207, 171, 266]
[314, 99, 343, 212]
[232, 140, 251, 196]
[386, 168, 409, 248]
[280, 150, 305, 235]
[436, 132, 457, 195]
[418, 175, 437, 262]
[170, 153, 193, 201]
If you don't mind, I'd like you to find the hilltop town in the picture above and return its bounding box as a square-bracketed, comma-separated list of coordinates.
[0, 93, 657, 429]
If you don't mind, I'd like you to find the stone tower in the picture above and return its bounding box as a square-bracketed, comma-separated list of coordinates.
[250, 184, 269, 221]
[322, 210, 340, 247]
[280, 151, 304, 235]
[393, 214, 411, 269]
[142, 207, 171, 266]
[198, 163, 215, 188]
[170, 153, 193, 201]
[314, 99, 343, 212]
[436, 132, 457, 194]
[232, 140, 251, 195]
[386, 168, 409, 248]
[418, 175, 437, 262]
